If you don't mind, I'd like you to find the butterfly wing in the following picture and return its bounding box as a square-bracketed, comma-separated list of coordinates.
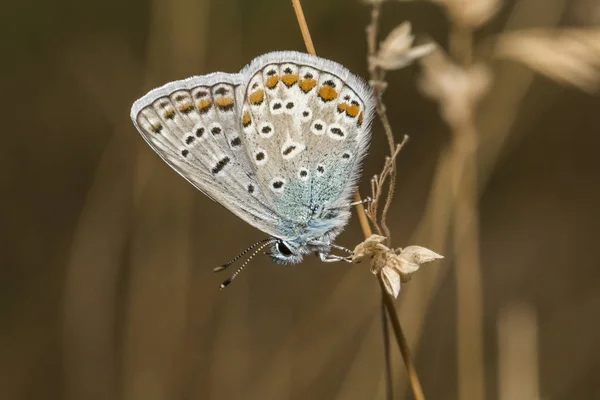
[130, 73, 283, 237]
[238, 52, 375, 237]
[131, 52, 374, 243]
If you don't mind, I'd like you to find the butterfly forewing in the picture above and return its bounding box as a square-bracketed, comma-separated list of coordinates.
[131, 77, 281, 235]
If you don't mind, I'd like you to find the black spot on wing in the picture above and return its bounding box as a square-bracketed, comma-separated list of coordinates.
[151, 123, 163, 134]
[282, 145, 296, 156]
[230, 137, 241, 147]
[330, 127, 344, 137]
[211, 157, 230, 174]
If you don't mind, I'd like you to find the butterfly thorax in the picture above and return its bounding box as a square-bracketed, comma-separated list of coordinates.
[268, 205, 351, 264]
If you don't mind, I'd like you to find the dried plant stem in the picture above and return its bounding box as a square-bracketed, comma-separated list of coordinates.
[354, 190, 425, 400]
[291, 0, 316, 55]
[449, 25, 474, 65]
[353, 191, 373, 237]
[379, 281, 425, 400]
[381, 298, 393, 400]
[364, 0, 401, 244]
[448, 26, 486, 400]
[62, 39, 145, 400]
[291, 1, 424, 400]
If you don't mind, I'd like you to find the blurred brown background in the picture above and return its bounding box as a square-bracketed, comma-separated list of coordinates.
[2, 0, 600, 399]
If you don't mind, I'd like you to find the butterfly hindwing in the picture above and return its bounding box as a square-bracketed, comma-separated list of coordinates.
[238, 52, 374, 231]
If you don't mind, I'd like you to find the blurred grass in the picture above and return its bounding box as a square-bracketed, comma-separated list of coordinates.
[1, 0, 600, 399]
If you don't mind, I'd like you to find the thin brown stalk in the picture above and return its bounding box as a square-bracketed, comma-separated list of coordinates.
[381, 298, 393, 400]
[291, 1, 425, 400]
[62, 40, 143, 400]
[379, 138, 409, 242]
[379, 281, 425, 400]
[354, 186, 425, 400]
[364, 1, 408, 246]
[291, 0, 316, 55]
[448, 24, 486, 400]
[354, 191, 374, 238]
[123, 1, 209, 398]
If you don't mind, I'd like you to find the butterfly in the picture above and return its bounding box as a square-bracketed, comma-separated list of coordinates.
[130, 51, 375, 287]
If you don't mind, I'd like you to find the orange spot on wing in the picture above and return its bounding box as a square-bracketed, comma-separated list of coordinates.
[215, 97, 234, 107]
[178, 102, 194, 113]
[282, 74, 298, 87]
[248, 89, 265, 105]
[196, 98, 212, 112]
[266, 75, 279, 89]
[337, 102, 349, 113]
[163, 109, 176, 119]
[242, 110, 251, 127]
[345, 104, 360, 117]
[318, 85, 338, 102]
[299, 78, 317, 93]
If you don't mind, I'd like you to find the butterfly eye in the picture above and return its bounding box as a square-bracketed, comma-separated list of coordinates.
[277, 241, 293, 257]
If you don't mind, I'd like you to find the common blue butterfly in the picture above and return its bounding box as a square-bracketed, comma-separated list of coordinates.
[130, 51, 374, 287]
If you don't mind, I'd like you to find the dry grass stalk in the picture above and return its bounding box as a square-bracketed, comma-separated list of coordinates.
[62, 41, 143, 400]
[122, 1, 210, 398]
[416, 2, 494, 399]
[364, 7, 433, 245]
[497, 303, 540, 400]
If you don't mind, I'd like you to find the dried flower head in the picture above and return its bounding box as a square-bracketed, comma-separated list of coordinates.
[495, 28, 600, 94]
[369, 21, 436, 71]
[418, 46, 492, 128]
[353, 235, 444, 298]
[432, 0, 500, 28]
[396, 0, 500, 28]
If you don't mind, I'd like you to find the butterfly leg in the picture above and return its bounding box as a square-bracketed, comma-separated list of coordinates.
[325, 197, 372, 212]
[309, 240, 353, 255]
[347, 196, 372, 207]
[311, 240, 354, 263]
[319, 252, 353, 263]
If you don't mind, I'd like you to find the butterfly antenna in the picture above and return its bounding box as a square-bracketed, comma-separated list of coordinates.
[213, 238, 272, 272]
[220, 239, 276, 289]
